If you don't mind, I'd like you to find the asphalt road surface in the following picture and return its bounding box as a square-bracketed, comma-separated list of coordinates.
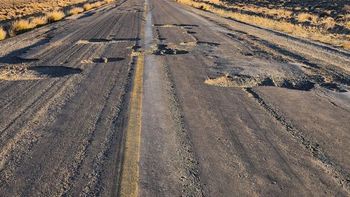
[0, 0, 349, 196]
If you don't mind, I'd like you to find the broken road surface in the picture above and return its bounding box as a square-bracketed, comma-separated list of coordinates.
[0, 0, 349, 196]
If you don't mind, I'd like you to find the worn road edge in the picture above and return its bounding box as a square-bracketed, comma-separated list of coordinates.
[119, 53, 144, 197]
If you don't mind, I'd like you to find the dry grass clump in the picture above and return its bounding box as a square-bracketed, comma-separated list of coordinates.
[92, 1, 103, 8]
[297, 12, 318, 24]
[83, 1, 107, 11]
[343, 42, 350, 50]
[320, 17, 336, 29]
[69, 7, 84, 15]
[345, 21, 350, 29]
[11, 19, 36, 32]
[0, 27, 6, 40]
[46, 11, 65, 22]
[31, 16, 48, 26]
[83, 3, 93, 11]
[11, 16, 49, 34]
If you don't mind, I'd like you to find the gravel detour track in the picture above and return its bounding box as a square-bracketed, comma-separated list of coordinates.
[0, 0, 350, 196]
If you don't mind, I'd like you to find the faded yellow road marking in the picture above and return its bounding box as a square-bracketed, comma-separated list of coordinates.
[119, 54, 144, 197]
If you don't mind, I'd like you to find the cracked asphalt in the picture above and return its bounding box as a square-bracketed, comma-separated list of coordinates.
[0, 0, 349, 196]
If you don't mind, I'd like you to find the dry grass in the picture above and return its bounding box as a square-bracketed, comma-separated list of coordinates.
[297, 12, 318, 24]
[320, 17, 336, 29]
[346, 21, 350, 29]
[11, 16, 49, 34]
[83, 1, 106, 11]
[31, 16, 48, 26]
[68, 7, 84, 15]
[177, 0, 350, 50]
[11, 19, 36, 32]
[46, 11, 65, 22]
[0, 0, 85, 21]
[83, 3, 93, 11]
[92, 1, 103, 8]
[0, 27, 6, 40]
[343, 42, 350, 50]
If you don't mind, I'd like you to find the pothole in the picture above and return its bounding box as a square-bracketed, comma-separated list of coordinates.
[205, 74, 316, 91]
[320, 83, 348, 92]
[81, 57, 125, 64]
[197, 41, 220, 47]
[153, 44, 189, 55]
[187, 31, 197, 34]
[153, 24, 199, 28]
[0, 64, 82, 81]
[15, 56, 40, 63]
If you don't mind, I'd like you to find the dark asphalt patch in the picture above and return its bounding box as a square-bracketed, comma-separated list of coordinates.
[92, 57, 125, 63]
[153, 44, 189, 55]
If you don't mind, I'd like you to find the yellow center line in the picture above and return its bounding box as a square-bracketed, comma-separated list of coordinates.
[119, 54, 144, 197]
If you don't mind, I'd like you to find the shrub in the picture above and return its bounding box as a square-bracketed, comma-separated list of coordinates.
[0, 27, 6, 40]
[297, 12, 318, 24]
[92, 1, 102, 8]
[46, 11, 65, 22]
[345, 21, 350, 29]
[11, 19, 35, 33]
[83, 3, 93, 11]
[320, 17, 336, 29]
[68, 7, 84, 15]
[31, 16, 48, 26]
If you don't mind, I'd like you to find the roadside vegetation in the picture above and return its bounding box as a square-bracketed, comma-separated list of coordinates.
[68, 7, 84, 15]
[47, 11, 65, 22]
[0, 27, 6, 40]
[0, 0, 84, 21]
[177, 0, 350, 50]
[0, 0, 115, 40]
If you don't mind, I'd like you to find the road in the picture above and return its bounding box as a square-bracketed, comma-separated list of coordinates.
[0, 0, 349, 196]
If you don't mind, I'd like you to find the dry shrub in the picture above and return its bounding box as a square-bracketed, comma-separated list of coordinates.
[31, 16, 48, 26]
[68, 7, 84, 15]
[320, 17, 336, 29]
[343, 42, 350, 50]
[46, 11, 65, 22]
[104, 0, 114, 3]
[83, 3, 93, 11]
[0, 27, 6, 40]
[92, 1, 102, 7]
[297, 12, 318, 24]
[11, 19, 35, 32]
[346, 21, 350, 29]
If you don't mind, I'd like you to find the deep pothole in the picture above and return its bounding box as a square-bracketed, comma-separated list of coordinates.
[81, 57, 125, 64]
[0, 64, 82, 81]
[153, 44, 189, 55]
